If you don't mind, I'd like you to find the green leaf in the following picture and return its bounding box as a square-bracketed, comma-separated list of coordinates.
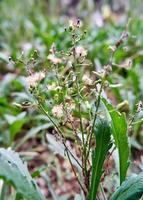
[32, 165, 47, 178]
[89, 119, 112, 200]
[0, 148, 46, 200]
[102, 98, 130, 184]
[15, 193, 23, 200]
[4, 112, 27, 141]
[10, 119, 26, 141]
[110, 173, 143, 200]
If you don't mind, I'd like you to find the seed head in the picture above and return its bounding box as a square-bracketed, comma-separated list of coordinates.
[52, 104, 64, 118]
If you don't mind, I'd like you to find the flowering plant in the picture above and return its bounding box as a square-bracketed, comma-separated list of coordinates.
[0, 18, 143, 200]
[21, 19, 143, 199]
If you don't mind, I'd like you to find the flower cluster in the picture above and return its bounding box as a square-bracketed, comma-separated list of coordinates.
[26, 71, 45, 88]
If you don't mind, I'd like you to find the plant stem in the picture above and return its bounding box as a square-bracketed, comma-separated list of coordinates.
[38, 101, 86, 194]
[66, 148, 86, 195]
[38, 101, 83, 169]
[85, 79, 104, 162]
[72, 31, 87, 175]
[100, 183, 107, 200]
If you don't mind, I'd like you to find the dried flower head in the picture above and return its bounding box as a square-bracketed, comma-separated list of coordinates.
[65, 96, 75, 111]
[69, 18, 81, 29]
[82, 74, 93, 85]
[26, 71, 45, 88]
[52, 104, 64, 118]
[47, 54, 61, 65]
[104, 65, 112, 75]
[137, 101, 143, 113]
[75, 46, 87, 58]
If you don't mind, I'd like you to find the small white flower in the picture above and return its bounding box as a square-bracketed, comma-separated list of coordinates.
[69, 19, 80, 29]
[75, 46, 87, 58]
[47, 54, 61, 65]
[26, 71, 45, 88]
[82, 74, 93, 85]
[52, 104, 64, 118]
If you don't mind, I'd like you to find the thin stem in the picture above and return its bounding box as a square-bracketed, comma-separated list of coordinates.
[100, 183, 107, 200]
[85, 80, 104, 161]
[91, 81, 104, 134]
[38, 99, 85, 193]
[76, 78, 85, 146]
[73, 35, 85, 147]
[66, 148, 86, 194]
[132, 118, 143, 125]
[38, 101, 83, 169]
[42, 173, 59, 200]
[72, 31, 86, 174]
[97, 195, 100, 200]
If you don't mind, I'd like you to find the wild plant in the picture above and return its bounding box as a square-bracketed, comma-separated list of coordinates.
[0, 19, 143, 200]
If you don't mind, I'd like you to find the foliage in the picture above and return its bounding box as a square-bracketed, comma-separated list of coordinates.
[111, 173, 143, 200]
[89, 119, 112, 199]
[0, 148, 45, 200]
[102, 98, 130, 184]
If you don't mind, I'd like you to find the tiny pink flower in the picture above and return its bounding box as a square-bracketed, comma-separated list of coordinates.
[47, 54, 61, 65]
[26, 71, 45, 88]
[75, 46, 87, 58]
[52, 104, 64, 118]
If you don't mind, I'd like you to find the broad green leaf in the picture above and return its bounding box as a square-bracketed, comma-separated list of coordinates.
[111, 173, 143, 200]
[102, 98, 130, 184]
[0, 148, 46, 200]
[89, 119, 112, 200]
